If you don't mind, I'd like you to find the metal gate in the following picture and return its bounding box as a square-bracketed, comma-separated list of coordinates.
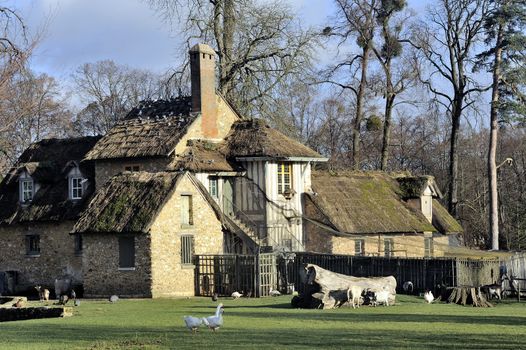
[258, 253, 277, 297]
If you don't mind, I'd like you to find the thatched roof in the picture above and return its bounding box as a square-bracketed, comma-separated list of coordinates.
[397, 176, 442, 199]
[73, 171, 183, 234]
[173, 140, 240, 172]
[306, 171, 437, 235]
[84, 98, 196, 160]
[225, 119, 323, 159]
[0, 136, 100, 224]
[432, 199, 463, 234]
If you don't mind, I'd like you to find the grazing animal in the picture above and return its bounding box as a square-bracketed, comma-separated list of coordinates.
[373, 290, 391, 306]
[211, 293, 218, 302]
[402, 281, 414, 294]
[202, 303, 224, 331]
[184, 315, 203, 333]
[109, 295, 119, 303]
[269, 288, 281, 297]
[35, 286, 50, 301]
[424, 290, 434, 304]
[58, 294, 69, 305]
[12, 298, 23, 308]
[346, 285, 364, 309]
[231, 291, 242, 299]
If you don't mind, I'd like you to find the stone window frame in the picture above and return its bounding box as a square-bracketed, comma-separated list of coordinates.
[180, 194, 194, 228]
[355, 239, 365, 256]
[20, 178, 34, 203]
[277, 162, 292, 195]
[118, 236, 135, 271]
[181, 235, 194, 266]
[69, 176, 84, 200]
[424, 237, 434, 258]
[74, 234, 83, 256]
[384, 238, 394, 258]
[26, 234, 40, 257]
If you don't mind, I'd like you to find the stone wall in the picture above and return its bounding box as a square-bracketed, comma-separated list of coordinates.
[0, 222, 82, 292]
[82, 233, 152, 298]
[94, 158, 169, 190]
[149, 174, 223, 297]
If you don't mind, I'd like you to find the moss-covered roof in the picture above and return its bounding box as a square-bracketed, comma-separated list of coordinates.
[224, 119, 323, 159]
[73, 171, 183, 234]
[432, 199, 463, 234]
[0, 136, 100, 225]
[172, 140, 240, 172]
[84, 98, 196, 160]
[307, 171, 437, 234]
[396, 176, 442, 199]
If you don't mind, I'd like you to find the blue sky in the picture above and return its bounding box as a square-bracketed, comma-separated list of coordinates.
[9, 0, 432, 80]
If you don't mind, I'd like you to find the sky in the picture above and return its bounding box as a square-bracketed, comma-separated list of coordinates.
[8, 0, 431, 82]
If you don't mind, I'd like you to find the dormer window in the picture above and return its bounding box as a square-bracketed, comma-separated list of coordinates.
[20, 178, 34, 203]
[70, 177, 84, 200]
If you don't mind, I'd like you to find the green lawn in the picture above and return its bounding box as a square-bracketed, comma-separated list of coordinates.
[1, 295, 526, 350]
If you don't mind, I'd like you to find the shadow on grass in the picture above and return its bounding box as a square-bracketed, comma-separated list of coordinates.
[1, 322, 525, 349]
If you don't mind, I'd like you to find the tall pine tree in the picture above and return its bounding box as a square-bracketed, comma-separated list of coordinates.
[477, 0, 526, 250]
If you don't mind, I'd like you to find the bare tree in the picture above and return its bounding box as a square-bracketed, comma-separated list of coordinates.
[72, 60, 178, 135]
[411, 0, 490, 217]
[323, 0, 378, 169]
[147, 0, 316, 118]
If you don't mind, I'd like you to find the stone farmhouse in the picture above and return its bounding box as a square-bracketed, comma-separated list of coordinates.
[0, 44, 462, 298]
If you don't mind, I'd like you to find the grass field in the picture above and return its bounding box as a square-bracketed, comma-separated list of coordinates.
[1, 295, 526, 349]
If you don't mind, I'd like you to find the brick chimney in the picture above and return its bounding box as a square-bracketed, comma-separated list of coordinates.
[190, 43, 218, 138]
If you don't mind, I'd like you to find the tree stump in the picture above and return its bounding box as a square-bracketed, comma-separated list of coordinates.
[447, 287, 493, 307]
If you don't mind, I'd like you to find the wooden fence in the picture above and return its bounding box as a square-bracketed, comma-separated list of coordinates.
[194, 252, 501, 297]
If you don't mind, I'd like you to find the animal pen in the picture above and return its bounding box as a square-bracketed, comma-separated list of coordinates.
[194, 252, 503, 297]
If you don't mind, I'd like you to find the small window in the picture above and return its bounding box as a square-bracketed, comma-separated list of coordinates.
[425, 237, 434, 258]
[26, 235, 40, 256]
[355, 239, 365, 256]
[277, 163, 292, 195]
[181, 235, 194, 265]
[209, 177, 218, 198]
[70, 177, 84, 200]
[118, 236, 135, 269]
[124, 165, 140, 172]
[180, 195, 193, 226]
[384, 238, 394, 258]
[20, 179, 34, 203]
[74, 234, 83, 255]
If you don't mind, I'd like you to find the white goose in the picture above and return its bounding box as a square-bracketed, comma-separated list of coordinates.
[231, 291, 242, 299]
[202, 303, 224, 331]
[183, 315, 203, 333]
[269, 287, 281, 297]
[424, 290, 434, 304]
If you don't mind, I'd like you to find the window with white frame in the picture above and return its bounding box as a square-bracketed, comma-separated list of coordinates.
[355, 239, 365, 256]
[70, 177, 84, 200]
[209, 177, 218, 198]
[20, 179, 34, 203]
[277, 162, 292, 195]
[181, 235, 194, 265]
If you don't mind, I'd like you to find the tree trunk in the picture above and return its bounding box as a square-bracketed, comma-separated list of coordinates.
[448, 97, 462, 217]
[380, 94, 395, 171]
[489, 24, 503, 250]
[352, 45, 370, 170]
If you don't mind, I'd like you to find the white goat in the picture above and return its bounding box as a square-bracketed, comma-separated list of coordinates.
[347, 285, 364, 309]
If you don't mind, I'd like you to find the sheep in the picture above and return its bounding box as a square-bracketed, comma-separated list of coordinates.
[35, 285, 50, 301]
[372, 289, 391, 306]
[347, 284, 365, 309]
